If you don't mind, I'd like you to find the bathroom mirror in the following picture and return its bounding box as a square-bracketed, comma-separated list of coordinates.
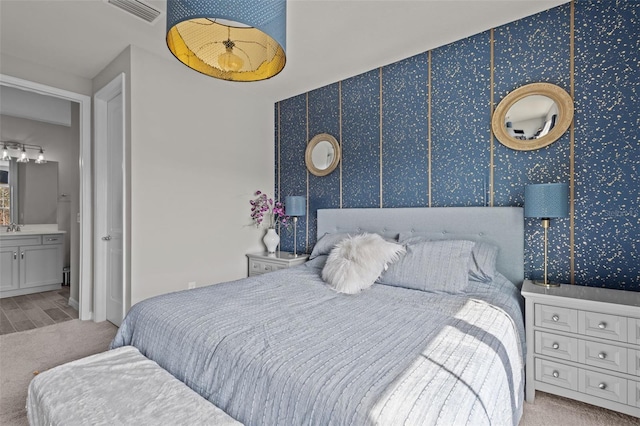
[0, 159, 58, 225]
[492, 82, 574, 151]
[305, 133, 341, 176]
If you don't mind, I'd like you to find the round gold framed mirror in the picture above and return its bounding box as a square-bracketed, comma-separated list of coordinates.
[305, 133, 341, 176]
[492, 82, 574, 151]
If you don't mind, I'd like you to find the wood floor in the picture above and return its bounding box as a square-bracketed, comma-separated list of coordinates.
[0, 286, 78, 335]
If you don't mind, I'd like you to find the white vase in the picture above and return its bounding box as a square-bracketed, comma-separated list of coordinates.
[263, 228, 280, 253]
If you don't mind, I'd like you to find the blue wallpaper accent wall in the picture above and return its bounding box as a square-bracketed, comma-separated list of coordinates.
[275, 1, 640, 290]
[574, 0, 640, 290]
[431, 31, 491, 207]
[493, 5, 572, 285]
[381, 53, 429, 208]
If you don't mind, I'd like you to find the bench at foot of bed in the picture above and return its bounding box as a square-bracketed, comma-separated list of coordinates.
[27, 345, 242, 426]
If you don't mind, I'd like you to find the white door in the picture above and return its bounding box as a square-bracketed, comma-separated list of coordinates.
[94, 74, 126, 326]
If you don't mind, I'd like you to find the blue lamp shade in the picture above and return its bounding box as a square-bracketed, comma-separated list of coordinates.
[524, 183, 569, 218]
[285, 196, 305, 217]
[166, 0, 286, 81]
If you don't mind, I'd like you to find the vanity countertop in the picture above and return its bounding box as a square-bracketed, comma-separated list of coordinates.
[1, 225, 66, 238]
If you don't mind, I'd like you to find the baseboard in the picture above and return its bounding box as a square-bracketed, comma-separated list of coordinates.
[68, 297, 79, 310]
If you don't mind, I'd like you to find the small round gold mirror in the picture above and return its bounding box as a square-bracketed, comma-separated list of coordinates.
[492, 82, 574, 151]
[305, 133, 341, 176]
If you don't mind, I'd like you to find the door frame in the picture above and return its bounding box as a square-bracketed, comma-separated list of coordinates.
[0, 74, 93, 320]
[93, 73, 127, 323]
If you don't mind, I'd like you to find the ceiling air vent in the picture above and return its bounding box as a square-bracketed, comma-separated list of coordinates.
[106, 0, 162, 24]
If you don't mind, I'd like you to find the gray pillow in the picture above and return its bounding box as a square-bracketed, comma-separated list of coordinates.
[398, 233, 499, 283]
[467, 241, 499, 282]
[309, 233, 354, 260]
[310, 232, 398, 260]
[378, 239, 475, 293]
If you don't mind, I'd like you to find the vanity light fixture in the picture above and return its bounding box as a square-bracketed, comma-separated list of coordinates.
[285, 195, 305, 257]
[524, 183, 569, 287]
[166, 0, 287, 82]
[0, 142, 47, 164]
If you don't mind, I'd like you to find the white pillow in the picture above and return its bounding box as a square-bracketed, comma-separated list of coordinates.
[322, 233, 406, 294]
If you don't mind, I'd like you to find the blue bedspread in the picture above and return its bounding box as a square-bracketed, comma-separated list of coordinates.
[111, 258, 525, 425]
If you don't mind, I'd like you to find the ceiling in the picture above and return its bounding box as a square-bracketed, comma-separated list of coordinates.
[1, 0, 569, 103]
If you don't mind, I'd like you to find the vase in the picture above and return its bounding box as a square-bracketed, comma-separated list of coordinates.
[263, 228, 280, 254]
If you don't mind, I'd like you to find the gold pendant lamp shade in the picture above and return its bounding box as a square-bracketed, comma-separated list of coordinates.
[166, 0, 287, 81]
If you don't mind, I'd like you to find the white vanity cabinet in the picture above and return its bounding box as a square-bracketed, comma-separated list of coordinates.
[0, 233, 64, 298]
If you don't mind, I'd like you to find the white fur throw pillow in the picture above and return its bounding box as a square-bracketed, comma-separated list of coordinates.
[322, 233, 406, 294]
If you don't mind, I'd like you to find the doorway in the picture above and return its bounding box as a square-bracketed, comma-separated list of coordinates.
[0, 74, 92, 320]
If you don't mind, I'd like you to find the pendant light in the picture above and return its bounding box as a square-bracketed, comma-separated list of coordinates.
[166, 0, 287, 82]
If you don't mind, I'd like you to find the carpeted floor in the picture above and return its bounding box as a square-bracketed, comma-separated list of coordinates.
[0, 319, 118, 425]
[1, 319, 638, 425]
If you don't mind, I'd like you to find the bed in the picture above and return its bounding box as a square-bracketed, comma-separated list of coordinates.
[110, 207, 526, 425]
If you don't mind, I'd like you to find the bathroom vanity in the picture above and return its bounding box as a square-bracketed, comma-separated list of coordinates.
[0, 228, 64, 298]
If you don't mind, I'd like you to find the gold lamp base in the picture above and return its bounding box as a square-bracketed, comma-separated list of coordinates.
[532, 280, 561, 288]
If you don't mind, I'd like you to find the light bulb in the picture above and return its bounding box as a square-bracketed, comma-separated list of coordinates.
[1, 145, 10, 161]
[218, 48, 244, 72]
[35, 149, 46, 164]
[17, 148, 29, 163]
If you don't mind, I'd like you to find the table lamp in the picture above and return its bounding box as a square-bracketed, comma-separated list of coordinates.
[524, 183, 569, 287]
[285, 196, 306, 257]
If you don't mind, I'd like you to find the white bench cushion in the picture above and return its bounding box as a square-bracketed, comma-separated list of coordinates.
[27, 346, 242, 426]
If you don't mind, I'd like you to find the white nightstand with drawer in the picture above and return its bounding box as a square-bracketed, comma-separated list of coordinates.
[246, 252, 309, 277]
[522, 280, 640, 417]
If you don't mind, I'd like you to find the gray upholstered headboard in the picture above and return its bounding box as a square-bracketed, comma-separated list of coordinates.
[317, 207, 524, 286]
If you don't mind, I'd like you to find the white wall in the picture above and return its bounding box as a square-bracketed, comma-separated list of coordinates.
[128, 46, 273, 305]
[0, 53, 92, 96]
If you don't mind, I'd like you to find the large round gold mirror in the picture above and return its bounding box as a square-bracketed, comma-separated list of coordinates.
[305, 133, 341, 176]
[492, 82, 574, 151]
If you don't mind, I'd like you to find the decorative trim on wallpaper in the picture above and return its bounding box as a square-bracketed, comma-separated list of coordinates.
[569, 0, 576, 284]
[428, 50, 432, 207]
[379, 67, 384, 208]
[306, 93, 310, 252]
[277, 102, 281, 201]
[339, 80, 343, 209]
[489, 28, 495, 207]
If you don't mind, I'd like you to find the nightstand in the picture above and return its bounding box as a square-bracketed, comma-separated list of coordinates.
[246, 251, 309, 277]
[521, 279, 640, 418]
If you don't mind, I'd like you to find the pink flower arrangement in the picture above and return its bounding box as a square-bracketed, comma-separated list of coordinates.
[250, 190, 290, 228]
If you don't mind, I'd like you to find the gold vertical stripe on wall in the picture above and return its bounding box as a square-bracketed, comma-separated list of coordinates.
[339, 81, 343, 208]
[379, 67, 383, 208]
[569, 0, 576, 284]
[489, 28, 495, 207]
[305, 93, 310, 252]
[428, 51, 432, 207]
[277, 102, 281, 201]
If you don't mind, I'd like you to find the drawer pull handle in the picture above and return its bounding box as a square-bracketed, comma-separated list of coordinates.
[552, 343, 559, 350]
[598, 322, 607, 329]
[598, 352, 607, 359]
[552, 315, 560, 322]
[46, 237, 57, 241]
[13, 251, 17, 260]
[552, 371, 559, 378]
[598, 383, 607, 390]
